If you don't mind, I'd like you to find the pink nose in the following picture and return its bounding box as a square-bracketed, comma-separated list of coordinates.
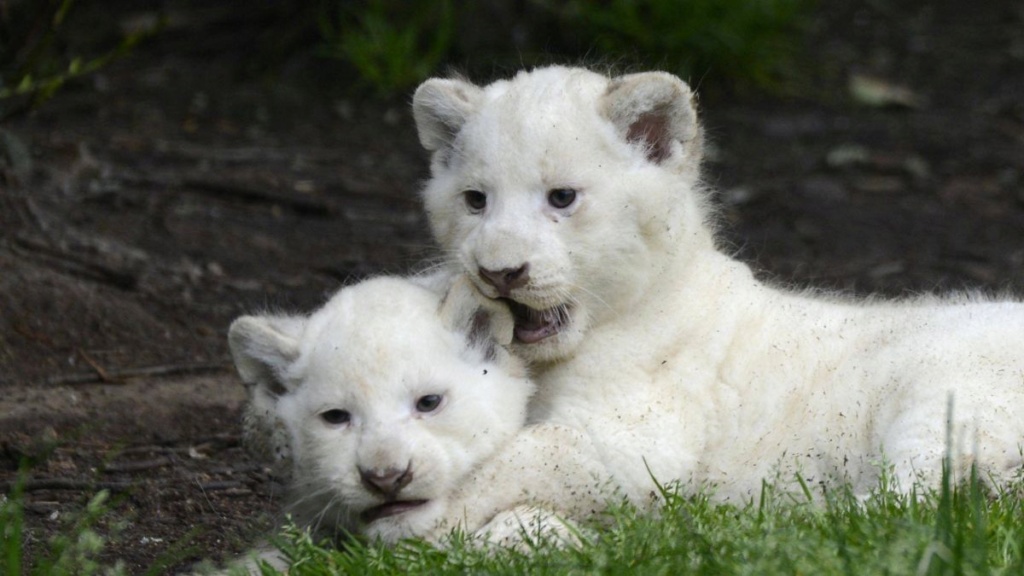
[479, 264, 529, 295]
[359, 464, 413, 498]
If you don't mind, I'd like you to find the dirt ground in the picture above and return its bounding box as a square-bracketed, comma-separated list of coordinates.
[1, 0, 1022, 573]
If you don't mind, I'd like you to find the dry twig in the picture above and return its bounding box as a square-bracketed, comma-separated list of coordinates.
[45, 362, 229, 385]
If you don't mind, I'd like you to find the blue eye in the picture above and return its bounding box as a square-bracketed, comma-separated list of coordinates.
[464, 190, 487, 213]
[415, 394, 443, 413]
[321, 409, 351, 425]
[547, 188, 577, 209]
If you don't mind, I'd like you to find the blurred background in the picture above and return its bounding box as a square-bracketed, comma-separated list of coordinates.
[1, 0, 1022, 572]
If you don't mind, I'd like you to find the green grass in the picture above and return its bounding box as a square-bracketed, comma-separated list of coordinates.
[0, 0, 159, 120]
[314, 0, 814, 96]
[316, 0, 454, 96]
[6, 466, 1022, 575]
[1, 471, 183, 576]
[249, 471, 1024, 576]
[2, 484, 129, 576]
[556, 0, 814, 91]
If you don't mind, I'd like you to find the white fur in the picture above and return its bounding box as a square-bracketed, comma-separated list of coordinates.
[406, 66, 1024, 537]
[227, 276, 534, 549]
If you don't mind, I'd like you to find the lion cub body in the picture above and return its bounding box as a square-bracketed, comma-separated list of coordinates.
[405, 66, 1024, 535]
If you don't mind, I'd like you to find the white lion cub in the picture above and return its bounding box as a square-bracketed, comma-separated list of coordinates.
[227, 275, 536, 553]
[399, 66, 1024, 539]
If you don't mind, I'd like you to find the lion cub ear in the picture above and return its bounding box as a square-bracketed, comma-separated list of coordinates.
[439, 275, 515, 361]
[228, 315, 305, 397]
[600, 71, 703, 171]
[412, 78, 484, 152]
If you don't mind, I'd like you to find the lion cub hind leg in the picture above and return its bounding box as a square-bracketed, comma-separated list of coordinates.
[188, 545, 287, 576]
[474, 504, 588, 552]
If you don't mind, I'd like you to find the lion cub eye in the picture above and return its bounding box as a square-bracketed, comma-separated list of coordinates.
[320, 409, 351, 425]
[547, 188, 577, 209]
[415, 394, 444, 413]
[463, 190, 487, 213]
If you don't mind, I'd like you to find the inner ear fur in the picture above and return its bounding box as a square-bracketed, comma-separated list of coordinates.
[412, 77, 484, 152]
[228, 315, 304, 397]
[600, 71, 703, 169]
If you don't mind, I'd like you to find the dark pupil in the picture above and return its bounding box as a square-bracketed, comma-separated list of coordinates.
[416, 394, 442, 413]
[548, 188, 576, 208]
[321, 409, 350, 425]
[464, 190, 487, 211]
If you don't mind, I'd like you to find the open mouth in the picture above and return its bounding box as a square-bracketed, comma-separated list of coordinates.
[503, 299, 570, 344]
[360, 500, 429, 524]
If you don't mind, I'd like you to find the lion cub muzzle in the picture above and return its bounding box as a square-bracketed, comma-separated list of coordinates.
[359, 462, 414, 499]
[478, 264, 530, 296]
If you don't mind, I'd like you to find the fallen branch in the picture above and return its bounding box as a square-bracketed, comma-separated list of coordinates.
[10, 233, 145, 290]
[45, 362, 230, 385]
[197, 480, 243, 491]
[106, 435, 242, 456]
[4, 478, 135, 493]
[153, 140, 349, 164]
[77, 348, 113, 383]
[102, 456, 173, 474]
[182, 175, 335, 216]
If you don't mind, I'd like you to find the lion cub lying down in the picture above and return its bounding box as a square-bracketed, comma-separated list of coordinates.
[394, 66, 1024, 543]
[228, 275, 539, 552]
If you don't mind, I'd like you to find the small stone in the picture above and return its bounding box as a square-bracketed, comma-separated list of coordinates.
[826, 144, 870, 169]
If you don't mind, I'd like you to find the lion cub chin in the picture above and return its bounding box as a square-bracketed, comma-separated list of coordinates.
[228, 275, 533, 545]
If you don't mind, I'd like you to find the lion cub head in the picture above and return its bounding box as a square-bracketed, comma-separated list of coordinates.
[228, 276, 532, 542]
[413, 66, 709, 363]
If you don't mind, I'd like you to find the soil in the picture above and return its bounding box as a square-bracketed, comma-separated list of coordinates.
[1, 0, 1022, 573]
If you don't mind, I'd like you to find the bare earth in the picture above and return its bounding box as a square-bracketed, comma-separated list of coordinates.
[1, 0, 1022, 572]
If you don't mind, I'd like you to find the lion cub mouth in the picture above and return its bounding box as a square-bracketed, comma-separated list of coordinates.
[504, 299, 570, 344]
[360, 500, 429, 524]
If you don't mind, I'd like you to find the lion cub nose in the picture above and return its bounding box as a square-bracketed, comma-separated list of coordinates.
[359, 464, 413, 498]
[479, 264, 530, 295]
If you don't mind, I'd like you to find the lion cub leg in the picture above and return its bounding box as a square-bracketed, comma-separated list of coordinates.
[475, 504, 587, 551]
